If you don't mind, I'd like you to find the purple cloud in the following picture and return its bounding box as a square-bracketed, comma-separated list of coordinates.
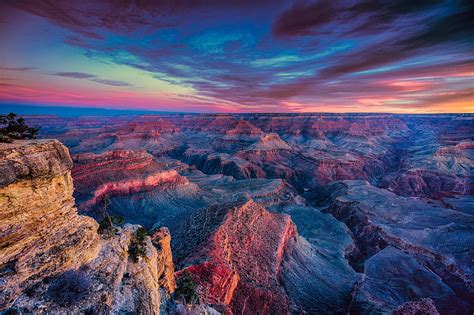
[2, 0, 473, 111]
[51, 72, 132, 87]
[0, 66, 36, 71]
[53, 72, 96, 79]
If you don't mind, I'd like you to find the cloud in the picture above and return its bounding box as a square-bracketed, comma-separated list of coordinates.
[90, 78, 132, 87]
[272, 0, 448, 38]
[53, 72, 96, 79]
[0, 66, 36, 71]
[51, 71, 132, 87]
[3, 0, 473, 112]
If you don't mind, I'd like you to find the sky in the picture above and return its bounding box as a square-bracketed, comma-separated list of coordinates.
[0, 0, 473, 113]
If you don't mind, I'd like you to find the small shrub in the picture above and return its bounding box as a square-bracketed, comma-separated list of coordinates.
[47, 270, 91, 306]
[111, 214, 125, 225]
[96, 196, 124, 237]
[128, 227, 148, 263]
[175, 270, 199, 305]
[97, 217, 114, 235]
[0, 113, 40, 143]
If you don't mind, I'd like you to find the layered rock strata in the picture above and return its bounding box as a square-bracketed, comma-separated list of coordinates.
[0, 140, 175, 313]
[0, 140, 100, 308]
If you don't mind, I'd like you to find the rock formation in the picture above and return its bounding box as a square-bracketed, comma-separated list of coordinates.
[324, 180, 473, 313]
[72, 149, 189, 211]
[173, 199, 358, 314]
[0, 140, 100, 308]
[351, 247, 465, 314]
[13, 113, 474, 314]
[0, 140, 175, 313]
[247, 133, 292, 151]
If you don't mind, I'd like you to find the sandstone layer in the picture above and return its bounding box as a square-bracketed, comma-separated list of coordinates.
[0, 140, 100, 309]
[0, 140, 175, 314]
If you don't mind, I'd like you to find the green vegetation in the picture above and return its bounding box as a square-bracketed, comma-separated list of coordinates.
[175, 270, 199, 305]
[97, 195, 124, 237]
[0, 113, 40, 143]
[128, 227, 148, 263]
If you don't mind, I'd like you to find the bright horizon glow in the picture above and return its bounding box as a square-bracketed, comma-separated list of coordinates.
[1, 1, 473, 113]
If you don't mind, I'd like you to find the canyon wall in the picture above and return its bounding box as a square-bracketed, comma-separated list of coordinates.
[15, 113, 473, 314]
[0, 140, 175, 313]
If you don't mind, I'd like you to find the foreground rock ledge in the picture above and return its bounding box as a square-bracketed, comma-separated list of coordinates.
[0, 140, 175, 313]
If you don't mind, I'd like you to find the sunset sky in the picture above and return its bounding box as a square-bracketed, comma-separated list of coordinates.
[0, 0, 473, 113]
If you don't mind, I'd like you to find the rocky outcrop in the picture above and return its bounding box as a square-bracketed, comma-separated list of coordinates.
[72, 149, 189, 210]
[179, 149, 265, 180]
[12, 225, 176, 314]
[83, 169, 189, 208]
[386, 169, 469, 198]
[351, 247, 466, 314]
[325, 180, 474, 313]
[394, 298, 440, 315]
[150, 227, 176, 293]
[175, 199, 294, 314]
[434, 141, 474, 176]
[0, 140, 100, 309]
[279, 205, 359, 313]
[174, 199, 358, 314]
[0, 140, 176, 313]
[225, 120, 263, 137]
[247, 133, 292, 151]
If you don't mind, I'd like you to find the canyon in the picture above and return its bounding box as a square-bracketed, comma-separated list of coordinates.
[1, 113, 473, 314]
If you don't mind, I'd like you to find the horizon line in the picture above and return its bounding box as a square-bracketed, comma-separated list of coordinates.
[1, 103, 473, 116]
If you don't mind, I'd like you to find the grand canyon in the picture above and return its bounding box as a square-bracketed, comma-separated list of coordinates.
[1, 113, 472, 314]
[1, 0, 473, 313]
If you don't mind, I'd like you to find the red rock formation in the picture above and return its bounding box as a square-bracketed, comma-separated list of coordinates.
[315, 157, 385, 185]
[435, 141, 474, 157]
[226, 120, 263, 136]
[177, 200, 297, 314]
[312, 118, 350, 133]
[247, 133, 292, 151]
[72, 150, 189, 210]
[84, 169, 188, 207]
[73, 150, 154, 176]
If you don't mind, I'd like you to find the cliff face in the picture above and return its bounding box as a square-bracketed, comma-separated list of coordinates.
[325, 180, 473, 313]
[173, 199, 358, 314]
[174, 200, 295, 314]
[0, 140, 175, 313]
[72, 149, 190, 211]
[0, 140, 100, 308]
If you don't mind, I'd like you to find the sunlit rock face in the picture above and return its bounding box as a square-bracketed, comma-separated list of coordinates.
[72, 149, 189, 211]
[173, 199, 358, 314]
[11, 224, 176, 314]
[16, 113, 474, 313]
[0, 140, 175, 314]
[174, 199, 294, 314]
[0, 140, 100, 309]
